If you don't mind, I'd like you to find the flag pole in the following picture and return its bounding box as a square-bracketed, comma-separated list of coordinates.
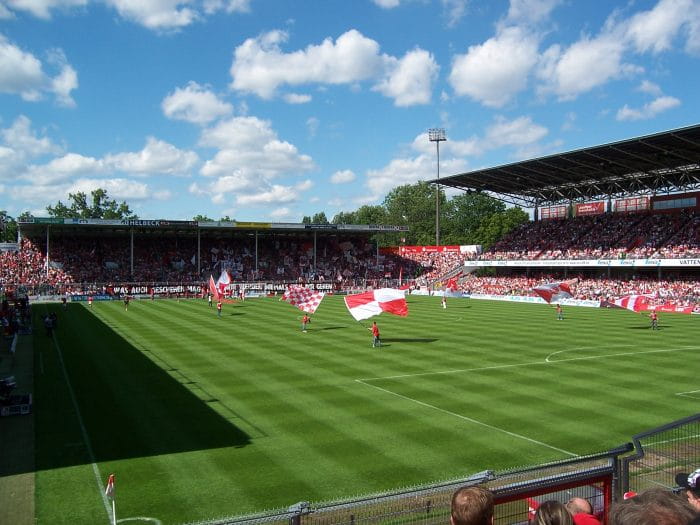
[112, 497, 116, 525]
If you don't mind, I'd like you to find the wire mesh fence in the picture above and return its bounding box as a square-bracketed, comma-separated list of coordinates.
[622, 413, 700, 494]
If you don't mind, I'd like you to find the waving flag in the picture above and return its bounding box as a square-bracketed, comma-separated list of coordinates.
[208, 275, 220, 300]
[281, 286, 325, 314]
[532, 281, 573, 304]
[216, 270, 231, 297]
[613, 295, 650, 312]
[344, 288, 408, 321]
[105, 474, 115, 500]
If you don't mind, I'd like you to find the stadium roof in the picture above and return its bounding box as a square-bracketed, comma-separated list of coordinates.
[434, 123, 700, 208]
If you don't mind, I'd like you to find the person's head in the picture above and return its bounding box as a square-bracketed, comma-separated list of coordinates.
[565, 497, 593, 516]
[450, 486, 494, 525]
[609, 488, 696, 525]
[675, 468, 700, 511]
[534, 500, 573, 525]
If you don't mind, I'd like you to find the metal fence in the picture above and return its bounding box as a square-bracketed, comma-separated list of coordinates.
[184, 414, 700, 525]
[622, 413, 700, 495]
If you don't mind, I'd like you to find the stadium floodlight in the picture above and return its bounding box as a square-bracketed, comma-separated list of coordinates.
[428, 128, 447, 246]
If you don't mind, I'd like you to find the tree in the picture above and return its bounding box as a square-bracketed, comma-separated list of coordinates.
[219, 215, 234, 222]
[383, 181, 446, 245]
[193, 214, 214, 222]
[301, 215, 311, 224]
[331, 211, 357, 224]
[442, 192, 506, 245]
[311, 211, 329, 224]
[354, 205, 387, 225]
[0, 211, 17, 242]
[46, 188, 137, 219]
[472, 206, 529, 250]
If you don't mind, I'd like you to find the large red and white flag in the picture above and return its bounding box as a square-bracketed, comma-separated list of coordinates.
[105, 474, 115, 500]
[208, 275, 220, 300]
[344, 288, 408, 321]
[281, 286, 325, 314]
[613, 295, 650, 312]
[532, 281, 573, 304]
[216, 270, 231, 297]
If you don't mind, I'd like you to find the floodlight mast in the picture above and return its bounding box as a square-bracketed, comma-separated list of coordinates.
[428, 128, 446, 246]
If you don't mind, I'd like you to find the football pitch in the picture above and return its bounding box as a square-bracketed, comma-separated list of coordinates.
[31, 295, 699, 525]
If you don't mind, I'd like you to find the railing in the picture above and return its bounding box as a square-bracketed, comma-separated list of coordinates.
[184, 446, 635, 525]
[183, 414, 700, 525]
[621, 413, 700, 495]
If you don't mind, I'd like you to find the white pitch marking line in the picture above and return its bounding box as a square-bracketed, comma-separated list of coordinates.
[676, 389, 700, 395]
[51, 330, 114, 524]
[358, 345, 700, 382]
[355, 379, 578, 458]
[544, 344, 636, 362]
[117, 517, 163, 524]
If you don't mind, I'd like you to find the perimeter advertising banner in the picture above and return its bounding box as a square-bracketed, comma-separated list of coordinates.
[540, 205, 567, 219]
[614, 196, 650, 212]
[574, 201, 605, 216]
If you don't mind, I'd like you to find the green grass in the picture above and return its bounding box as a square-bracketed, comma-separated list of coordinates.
[31, 296, 699, 524]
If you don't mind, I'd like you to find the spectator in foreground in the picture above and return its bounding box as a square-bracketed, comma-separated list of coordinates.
[533, 500, 573, 525]
[608, 487, 696, 525]
[450, 485, 494, 525]
[676, 469, 700, 512]
[566, 497, 601, 525]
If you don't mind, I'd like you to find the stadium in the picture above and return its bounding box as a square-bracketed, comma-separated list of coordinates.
[1, 124, 700, 525]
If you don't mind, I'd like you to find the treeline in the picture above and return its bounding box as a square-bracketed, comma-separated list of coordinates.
[302, 182, 529, 249]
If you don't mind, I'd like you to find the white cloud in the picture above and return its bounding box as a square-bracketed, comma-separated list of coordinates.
[306, 117, 319, 138]
[199, 116, 314, 179]
[230, 29, 436, 106]
[236, 184, 299, 205]
[0, 35, 44, 101]
[2, 115, 62, 158]
[162, 81, 232, 125]
[104, 0, 199, 31]
[449, 26, 539, 107]
[330, 169, 356, 184]
[372, 48, 438, 106]
[194, 116, 314, 206]
[269, 206, 292, 219]
[625, 0, 694, 54]
[2, 0, 87, 19]
[638, 79, 663, 96]
[47, 48, 78, 107]
[536, 33, 632, 100]
[230, 29, 382, 98]
[105, 137, 199, 175]
[616, 95, 681, 120]
[506, 0, 561, 25]
[283, 93, 312, 104]
[483, 115, 548, 148]
[68, 177, 151, 200]
[0, 36, 78, 105]
[24, 153, 103, 184]
[442, 0, 469, 28]
[202, 0, 250, 14]
[372, 0, 400, 8]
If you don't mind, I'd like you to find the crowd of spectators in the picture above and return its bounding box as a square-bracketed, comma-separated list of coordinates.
[0, 235, 419, 288]
[0, 238, 71, 287]
[480, 210, 700, 261]
[459, 274, 700, 305]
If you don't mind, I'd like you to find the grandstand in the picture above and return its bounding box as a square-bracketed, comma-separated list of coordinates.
[1, 124, 700, 525]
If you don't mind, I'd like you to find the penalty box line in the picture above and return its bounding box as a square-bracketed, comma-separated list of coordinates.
[354, 378, 578, 457]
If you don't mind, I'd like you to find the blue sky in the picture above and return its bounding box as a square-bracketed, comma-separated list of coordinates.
[0, 0, 699, 221]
